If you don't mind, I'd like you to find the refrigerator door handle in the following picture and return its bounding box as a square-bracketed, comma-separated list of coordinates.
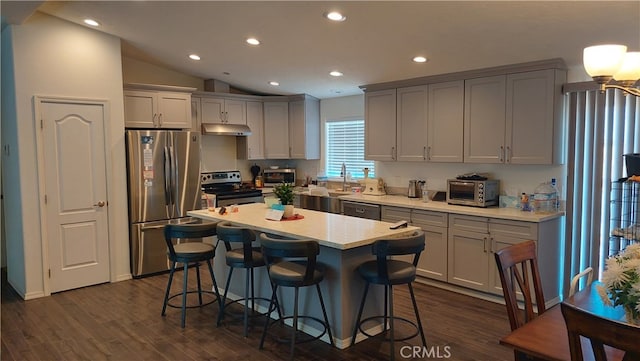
[169, 144, 178, 215]
[140, 224, 167, 231]
[163, 145, 172, 211]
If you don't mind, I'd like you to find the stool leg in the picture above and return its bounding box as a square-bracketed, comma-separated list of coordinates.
[250, 267, 256, 312]
[162, 260, 177, 316]
[388, 285, 395, 361]
[290, 287, 299, 361]
[384, 285, 389, 332]
[196, 262, 203, 305]
[350, 282, 370, 346]
[260, 284, 278, 350]
[316, 283, 334, 346]
[408, 283, 427, 347]
[217, 267, 234, 326]
[206, 260, 222, 318]
[181, 261, 189, 328]
[243, 267, 250, 337]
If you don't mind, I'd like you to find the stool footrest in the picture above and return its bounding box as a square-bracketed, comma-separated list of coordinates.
[264, 315, 330, 345]
[357, 315, 420, 342]
[166, 290, 219, 309]
[219, 296, 276, 320]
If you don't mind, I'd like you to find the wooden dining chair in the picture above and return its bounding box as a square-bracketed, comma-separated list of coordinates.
[568, 267, 594, 297]
[561, 302, 640, 361]
[494, 240, 546, 361]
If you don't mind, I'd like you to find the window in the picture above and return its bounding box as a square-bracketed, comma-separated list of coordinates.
[325, 119, 375, 179]
[564, 86, 639, 293]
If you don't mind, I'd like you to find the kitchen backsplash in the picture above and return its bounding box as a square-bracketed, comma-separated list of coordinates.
[234, 158, 566, 201]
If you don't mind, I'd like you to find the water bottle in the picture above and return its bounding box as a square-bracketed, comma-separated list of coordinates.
[533, 181, 558, 214]
[551, 178, 560, 211]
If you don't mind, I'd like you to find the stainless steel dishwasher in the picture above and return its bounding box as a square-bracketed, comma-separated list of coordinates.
[342, 201, 381, 220]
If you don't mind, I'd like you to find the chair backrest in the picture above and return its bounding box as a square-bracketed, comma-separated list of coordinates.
[259, 233, 319, 283]
[568, 267, 594, 297]
[561, 302, 640, 361]
[216, 221, 257, 260]
[164, 222, 219, 258]
[494, 240, 546, 331]
[372, 231, 425, 272]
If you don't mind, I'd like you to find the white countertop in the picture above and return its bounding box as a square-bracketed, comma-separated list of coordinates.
[188, 203, 421, 250]
[337, 194, 564, 222]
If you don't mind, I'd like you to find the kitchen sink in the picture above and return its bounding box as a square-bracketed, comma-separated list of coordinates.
[298, 193, 343, 214]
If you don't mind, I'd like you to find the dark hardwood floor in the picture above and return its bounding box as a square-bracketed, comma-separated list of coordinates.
[1, 270, 514, 361]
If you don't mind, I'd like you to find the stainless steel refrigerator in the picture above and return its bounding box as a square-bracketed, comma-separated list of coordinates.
[126, 130, 201, 277]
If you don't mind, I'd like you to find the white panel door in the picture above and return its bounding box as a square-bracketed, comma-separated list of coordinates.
[40, 100, 110, 293]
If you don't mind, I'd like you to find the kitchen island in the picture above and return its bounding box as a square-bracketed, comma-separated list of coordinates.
[188, 203, 421, 348]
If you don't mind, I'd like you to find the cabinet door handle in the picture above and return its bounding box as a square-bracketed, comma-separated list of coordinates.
[427, 146, 432, 161]
[153, 113, 158, 127]
[490, 237, 495, 253]
[158, 113, 163, 127]
[423, 146, 427, 160]
[499, 146, 504, 162]
[391, 146, 396, 160]
[506, 146, 511, 163]
[483, 237, 488, 253]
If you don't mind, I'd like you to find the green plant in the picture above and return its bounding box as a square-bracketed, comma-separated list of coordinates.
[273, 182, 295, 205]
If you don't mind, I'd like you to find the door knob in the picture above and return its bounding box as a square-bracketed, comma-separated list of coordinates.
[94, 201, 106, 207]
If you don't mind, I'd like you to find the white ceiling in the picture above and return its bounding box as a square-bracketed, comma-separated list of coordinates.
[5, 1, 640, 99]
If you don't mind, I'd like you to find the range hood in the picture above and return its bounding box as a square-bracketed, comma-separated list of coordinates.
[201, 123, 252, 136]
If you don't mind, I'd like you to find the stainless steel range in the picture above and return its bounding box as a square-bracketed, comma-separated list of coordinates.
[201, 170, 264, 207]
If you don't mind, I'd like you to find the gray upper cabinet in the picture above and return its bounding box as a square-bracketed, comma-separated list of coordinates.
[396, 85, 428, 162]
[366, 82, 464, 163]
[506, 69, 565, 164]
[463, 75, 507, 164]
[237, 101, 265, 160]
[362, 59, 566, 165]
[464, 69, 565, 165]
[289, 95, 320, 160]
[263, 101, 290, 159]
[427, 80, 464, 162]
[365, 89, 397, 161]
[124, 87, 193, 129]
[201, 97, 247, 125]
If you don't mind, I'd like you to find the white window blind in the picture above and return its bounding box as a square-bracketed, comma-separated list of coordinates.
[564, 85, 640, 297]
[325, 119, 375, 178]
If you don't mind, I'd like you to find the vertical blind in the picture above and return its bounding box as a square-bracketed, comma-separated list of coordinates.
[564, 84, 640, 296]
[325, 119, 375, 178]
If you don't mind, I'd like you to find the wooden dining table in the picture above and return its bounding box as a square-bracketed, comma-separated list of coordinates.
[499, 282, 632, 361]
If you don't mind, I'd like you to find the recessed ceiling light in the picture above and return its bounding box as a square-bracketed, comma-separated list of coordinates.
[269, 81, 280, 86]
[325, 11, 346, 21]
[246, 38, 261, 45]
[413, 56, 428, 63]
[330, 71, 343, 77]
[83, 19, 100, 27]
[189, 54, 201, 61]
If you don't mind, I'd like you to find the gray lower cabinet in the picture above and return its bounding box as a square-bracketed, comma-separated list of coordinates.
[447, 214, 560, 303]
[381, 206, 448, 282]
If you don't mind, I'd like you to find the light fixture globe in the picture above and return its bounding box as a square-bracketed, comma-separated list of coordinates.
[583, 44, 627, 84]
[613, 52, 640, 86]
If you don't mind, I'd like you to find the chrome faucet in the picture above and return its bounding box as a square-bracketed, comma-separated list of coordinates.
[341, 162, 347, 191]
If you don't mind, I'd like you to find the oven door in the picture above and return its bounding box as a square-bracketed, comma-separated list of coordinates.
[216, 194, 264, 207]
[447, 180, 478, 206]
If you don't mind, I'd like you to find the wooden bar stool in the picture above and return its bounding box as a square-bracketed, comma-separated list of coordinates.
[351, 231, 427, 361]
[215, 221, 273, 336]
[161, 222, 222, 328]
[258, 233, 334, 361]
